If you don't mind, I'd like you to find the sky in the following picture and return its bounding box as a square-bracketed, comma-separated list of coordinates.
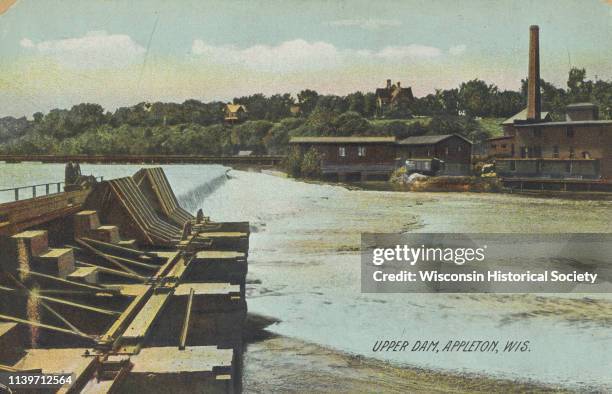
[1, 0, 611, 117]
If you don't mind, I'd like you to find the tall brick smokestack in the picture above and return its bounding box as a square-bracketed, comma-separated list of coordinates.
[527, 25, 541, 120]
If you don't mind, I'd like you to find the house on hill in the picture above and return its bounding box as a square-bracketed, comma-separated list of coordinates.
[224, 104, 248, 124]
[375, 79, 414, 117]
[290, 104, 302, 116]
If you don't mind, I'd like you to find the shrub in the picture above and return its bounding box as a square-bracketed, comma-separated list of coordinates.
[282, 146, 303, 178]
[300, 147, 322, 179]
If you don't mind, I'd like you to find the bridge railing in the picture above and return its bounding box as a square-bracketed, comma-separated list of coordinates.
[0, 176, 104, 203]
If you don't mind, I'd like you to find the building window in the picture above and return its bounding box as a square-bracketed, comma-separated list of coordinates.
[565, 162, 572, 173]
[339, 146, 346, 158]
[520, 146, 527, 158]
[510, 160, 516, 171]
[534, 146, 542, 157]
[426, 149, 431, 157]
[501, 144, 507, 149]
[569, 147, 575, 159]
[566, 127, 574, 138]
[491, 144, 497, 149]
[532, 128, 542, 137]
[458, 145, 462, 152]
[357, 146, 366, 157]
[553, 146, 559, 158]
[445, 147, 449, 155]
[511, 144, 515, 156]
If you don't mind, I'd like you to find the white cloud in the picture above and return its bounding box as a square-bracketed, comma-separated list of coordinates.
[372, 45, 442, 59]
[20, 31, 146, 68]
[191, 39, 443, 71]
[328, 18, 402, 30]
[449, 44, 467, 55]
[19, 38, 34, 48]
[192, 39, 340, 72]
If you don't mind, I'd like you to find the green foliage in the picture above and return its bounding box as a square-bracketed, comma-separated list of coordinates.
[428, 115, 489, 144]
[282, 146, 303, 178]
[2, 67, 611, 156]
[300, 147, 322, 179]
[234, 93, 294, 121]
[370, 120, 427, 139]
[230, 120, 274, 153]
[264, 118, 304, 154]
[297, 89, 319, 115]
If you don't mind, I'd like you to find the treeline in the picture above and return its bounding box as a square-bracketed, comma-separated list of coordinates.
[0, 67, 610, 155]
[0, 111, 485, 156]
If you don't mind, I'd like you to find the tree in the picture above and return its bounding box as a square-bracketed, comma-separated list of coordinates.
[363, 92, 377, 118]
[567, 67, 592, 103]
[347, 91, 365, 115]
[264, 118, 304, 154]
[459, 79, 494, 117]
[297, 89, 319, 115]
[333, 111, 369, 136]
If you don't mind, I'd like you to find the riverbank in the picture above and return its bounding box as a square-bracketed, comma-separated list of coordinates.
[244, 335, 564, 393]
[263, 166, 612, 199]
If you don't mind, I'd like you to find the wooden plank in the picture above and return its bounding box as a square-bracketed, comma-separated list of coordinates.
[101, 286, 151, 344]
[16, 269, 109, 292]
[0, 313, 92, 339]
[0, 189, 91, 236]
[80, 237, 159, 259]
[179, 288, 194, 350]
[0, 286, 120, 316]
[75, 261, 146, 282]
[7, 273, 86, 337]
[121, 292, 170, 340]
[75, 238, 138, 276]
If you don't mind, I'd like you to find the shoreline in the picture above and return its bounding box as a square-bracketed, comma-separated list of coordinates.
[244, 334, 568, 393]
[239, 165, 612, 200]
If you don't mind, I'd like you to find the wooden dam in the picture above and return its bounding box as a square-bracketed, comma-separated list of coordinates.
[0, 166, 249, 393]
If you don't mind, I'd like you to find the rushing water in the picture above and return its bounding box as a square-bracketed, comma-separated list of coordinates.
[2, 163, 612, 390]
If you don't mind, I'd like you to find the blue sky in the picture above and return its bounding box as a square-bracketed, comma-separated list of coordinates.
[1, 0, 611, 117]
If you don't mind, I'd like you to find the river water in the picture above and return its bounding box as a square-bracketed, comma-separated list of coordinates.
[2, 163, 611, 390]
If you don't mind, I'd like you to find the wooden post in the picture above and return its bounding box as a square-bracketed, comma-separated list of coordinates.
[179, 288, 195, 350]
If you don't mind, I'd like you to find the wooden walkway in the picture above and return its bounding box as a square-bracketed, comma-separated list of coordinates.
[0, 154, 284, 165]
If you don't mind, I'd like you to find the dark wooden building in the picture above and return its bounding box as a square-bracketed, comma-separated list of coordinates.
[396, 134, 473, 175]
[289, 136, 397, 181]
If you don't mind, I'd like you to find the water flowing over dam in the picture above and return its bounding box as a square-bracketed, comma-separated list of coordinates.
[177, 170, 231, 213]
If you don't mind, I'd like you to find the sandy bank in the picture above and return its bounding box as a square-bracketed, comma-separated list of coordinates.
[243, 335, 565, 393]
